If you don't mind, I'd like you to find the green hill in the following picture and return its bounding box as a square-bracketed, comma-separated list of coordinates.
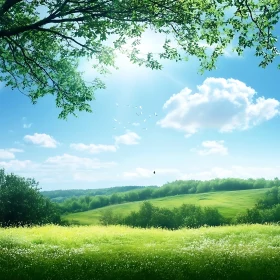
[63, 188, 269, 225]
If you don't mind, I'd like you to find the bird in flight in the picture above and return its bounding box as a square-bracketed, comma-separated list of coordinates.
[153, 171, 155, 174]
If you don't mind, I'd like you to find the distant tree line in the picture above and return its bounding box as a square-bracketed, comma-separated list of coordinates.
[235, 186, 280, 224]
[58, 178, 280, 214]
[99, 186, 280, 229]
[41, 185, 155, 202]
[99, 201, 226, 229]
[0, 169, 61, 227]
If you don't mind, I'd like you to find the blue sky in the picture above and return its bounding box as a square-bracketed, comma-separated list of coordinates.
[1, 31, 280, 191]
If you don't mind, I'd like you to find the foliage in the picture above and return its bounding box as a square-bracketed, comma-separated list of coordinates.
[41, 185, 152, 202]
[1, 224, 280, 279]
[100, 201, 226, 229]
[58, 178, 279, 214]
[0, 169, 61, 227]
[0, 0, 279, 118]
[235, 186, 280, 224]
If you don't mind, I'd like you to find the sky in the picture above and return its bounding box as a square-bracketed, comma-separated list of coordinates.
[1, 31, 280, 191]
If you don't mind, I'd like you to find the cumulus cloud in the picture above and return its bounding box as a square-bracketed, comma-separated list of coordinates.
[0, 148, 24, 159]
[70, 143, 117, 154]
[45, 153, 116, 169]
[192, 140, 228, 156]
[114, 132, 141, 145]
[158, 78, 280, 136]
[0, 159, 34, 171]
[23, 133, 59, 148]
[0, 149, 15, 159]
[0, 153, 117, 184]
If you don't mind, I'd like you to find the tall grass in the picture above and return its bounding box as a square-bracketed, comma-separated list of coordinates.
[1, 224, 280, 279]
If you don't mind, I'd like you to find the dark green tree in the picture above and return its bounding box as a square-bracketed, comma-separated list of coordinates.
[0, 0, 279, 118]
[0, 169, 61, 227]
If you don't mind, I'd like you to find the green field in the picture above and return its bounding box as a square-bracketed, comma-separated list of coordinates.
[1, 224, 280, 280]
[63, 188, 269, 225]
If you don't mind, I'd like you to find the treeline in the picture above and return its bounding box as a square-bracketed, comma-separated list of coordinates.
[236, 186, 280, 224]
[58, 178, 280, 214]
[99, 201, 226, 229]
[41, 186, 155, 202]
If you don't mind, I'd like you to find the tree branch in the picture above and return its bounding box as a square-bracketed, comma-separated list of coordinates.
[35, 27, 101, 54]
[0, 0, 23, 17]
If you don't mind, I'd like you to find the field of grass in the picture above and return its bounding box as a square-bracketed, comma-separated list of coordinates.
[1, 224, 280, 279]
[63, 188, 269, 225]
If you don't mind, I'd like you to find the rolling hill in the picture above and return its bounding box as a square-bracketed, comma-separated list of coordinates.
[63, 188, 269, 225]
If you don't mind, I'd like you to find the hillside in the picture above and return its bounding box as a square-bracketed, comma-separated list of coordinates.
[63, 188, 269, 225]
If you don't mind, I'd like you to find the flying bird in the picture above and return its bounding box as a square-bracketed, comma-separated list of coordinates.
[153, 171, 155, 174]
[154, 112, 158, 116]
[114, 118, 118, 122]
[139, 106, 142, 110]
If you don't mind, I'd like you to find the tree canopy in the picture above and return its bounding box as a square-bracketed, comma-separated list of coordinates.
[0, 169, 61, 227]
[0, 0, 279, 118]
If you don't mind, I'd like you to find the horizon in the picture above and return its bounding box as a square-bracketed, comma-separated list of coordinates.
[1, 30, 280, 191]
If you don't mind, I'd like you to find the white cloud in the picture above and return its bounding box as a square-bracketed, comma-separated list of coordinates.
[72, 172, 114, 182]
[23, 133, 59, 148]
[123, 167, 180, 179]
[0, 153, 117, 183]
[193, 140, 228, 156]
[45, 153, 116, 169]
[114, 132, 141, 145]
[158, 78, 280, 136]
[179, 166, 280, 181]
[0, 148, 24, 159]
[8, 148, 24, 153]
[0, 149, 15, 159]
[70, 143, 117, 154]
[0, 159, 35, 171]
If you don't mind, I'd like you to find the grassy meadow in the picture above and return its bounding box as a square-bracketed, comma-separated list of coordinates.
[1, 224, 280, 279]
[63, 188, 268, 225]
